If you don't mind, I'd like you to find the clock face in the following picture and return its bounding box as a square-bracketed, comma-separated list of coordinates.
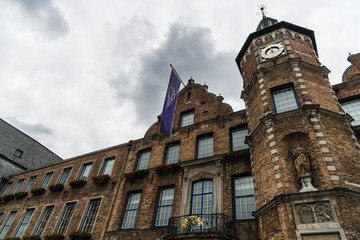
[260, 42, 285, 61]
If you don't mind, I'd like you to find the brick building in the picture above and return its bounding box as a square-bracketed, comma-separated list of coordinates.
[0, 14, 360, 240]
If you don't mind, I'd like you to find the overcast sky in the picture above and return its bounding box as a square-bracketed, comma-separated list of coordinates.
[1, 0, 359, 159]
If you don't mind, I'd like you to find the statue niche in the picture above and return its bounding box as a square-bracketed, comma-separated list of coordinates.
[282, 132, 317, 193]
[289, 145, 317, 193]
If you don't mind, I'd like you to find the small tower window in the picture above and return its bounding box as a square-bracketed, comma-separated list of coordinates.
[272, 87, 299, 113]
[14, 149, 23, 158]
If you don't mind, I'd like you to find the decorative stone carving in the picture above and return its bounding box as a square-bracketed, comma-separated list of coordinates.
[298, 204, 315, 224]
[296, 202, 334, 224]
[314, 202, 334, 223]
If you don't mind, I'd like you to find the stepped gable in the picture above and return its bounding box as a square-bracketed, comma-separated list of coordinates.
[144, 78, 233, 137]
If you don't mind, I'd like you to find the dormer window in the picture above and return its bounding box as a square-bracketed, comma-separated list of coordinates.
[14, 149, 23, 158]
[180, 110, 194, 127]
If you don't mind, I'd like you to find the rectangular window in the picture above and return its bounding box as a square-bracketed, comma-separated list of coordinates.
[165, 144, 180, 165]
[136, 150, 151, 170]
[191, 180, 213, 231]
[197, 135, 213, 159]
[121, 192, 141, 229]
[0, 211, 17, 239]
[272, 87, 299, 113]
[41, 172, 54, 188]
[155, 188, 174, 226]
[14, 209, 35, 237]
[78, 163, 93, 180]
[12, 179, 24, 194]
[180, 111, 194, 127]
[234, 176, 256, 220]
[23, 176, 37, 192]
[100, 156, 116, 175]
[341, 99, 360, 126]
[58, 167, 72, 184]
[231, 128, 248, 151]
[34, 206, 54, 236]
[80, 198, 101, 232]
[56, 202, 76, 234]
[1, 182, 13, 197]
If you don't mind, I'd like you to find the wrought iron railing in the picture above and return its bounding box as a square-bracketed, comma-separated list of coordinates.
[167, 214, 236, 236]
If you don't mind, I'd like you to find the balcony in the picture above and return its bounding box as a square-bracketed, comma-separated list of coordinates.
[165, 214, 239, 240]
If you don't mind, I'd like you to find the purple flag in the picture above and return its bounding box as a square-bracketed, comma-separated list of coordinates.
[160, 69, 181, 136]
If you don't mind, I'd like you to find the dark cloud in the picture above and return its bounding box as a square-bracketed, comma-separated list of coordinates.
[5, 117, 54, 138]
[8, 0, 69, 39]
[112, 20, 243, 128]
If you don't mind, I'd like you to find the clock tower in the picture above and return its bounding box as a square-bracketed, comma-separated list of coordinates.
[236, 10, 360, 240]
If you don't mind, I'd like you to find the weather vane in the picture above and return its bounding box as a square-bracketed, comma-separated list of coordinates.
[258, 4, 267, 19]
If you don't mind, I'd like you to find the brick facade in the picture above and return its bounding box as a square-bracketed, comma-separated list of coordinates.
[1, 18, 360, 240]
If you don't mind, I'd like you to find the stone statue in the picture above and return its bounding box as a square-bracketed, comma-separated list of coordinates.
[290, 146, 311, 177]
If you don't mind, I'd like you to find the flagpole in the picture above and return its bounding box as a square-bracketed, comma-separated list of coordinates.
[170, 64, 190, 92]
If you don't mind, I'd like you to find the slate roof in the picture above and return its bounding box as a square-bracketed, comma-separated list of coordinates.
[0, 118, 62, 172]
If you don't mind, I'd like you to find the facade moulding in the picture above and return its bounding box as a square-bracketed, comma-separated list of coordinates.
[246, 105, 354, 144]
[242, 59, 330, 96]
[180, 155, 224, 168]
[253, 187, 360, 218]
